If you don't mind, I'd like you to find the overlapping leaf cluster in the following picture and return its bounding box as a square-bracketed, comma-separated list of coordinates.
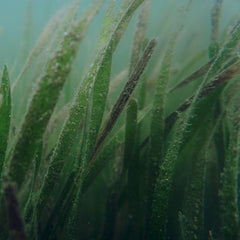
[0, 0, 240, 239]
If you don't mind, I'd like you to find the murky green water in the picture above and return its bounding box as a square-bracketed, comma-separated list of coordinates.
[0, 0, 240, 239]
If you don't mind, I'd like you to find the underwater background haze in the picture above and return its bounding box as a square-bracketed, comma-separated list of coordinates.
[1, 0, 240, 239]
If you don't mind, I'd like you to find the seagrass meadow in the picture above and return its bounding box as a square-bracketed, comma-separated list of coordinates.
[1, 0, 240, 239]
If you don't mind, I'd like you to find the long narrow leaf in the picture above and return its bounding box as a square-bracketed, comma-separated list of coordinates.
[147, 32, 178, 238]
[35, 0, 146, 219]
[12, 0, 80, 91]
[84, 0, 146, 162]
[149, 13, 240, 240]
[7, 0, 100, 188]
[88, 38, 157, 165]
[0, 65, 11, 175]
[209, 0, 223, 58]
[167, 59, 240, 123]
[129, 0, 151, 73]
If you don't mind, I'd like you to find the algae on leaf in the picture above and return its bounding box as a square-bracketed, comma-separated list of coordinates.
[12, 0, 80, 91]
[220, 97, 240, 239]
[35, 0, 145, 224]
[84, 0, 147, 163]
[7, 0, 103, 188]
[88, 38, 157, 163]
[209, 0, 223, 58]
[60, 11, 156, 240]
[1, 0, 240, 239]
[0, 65, 11, 175]
[147, 32, 178, 229]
